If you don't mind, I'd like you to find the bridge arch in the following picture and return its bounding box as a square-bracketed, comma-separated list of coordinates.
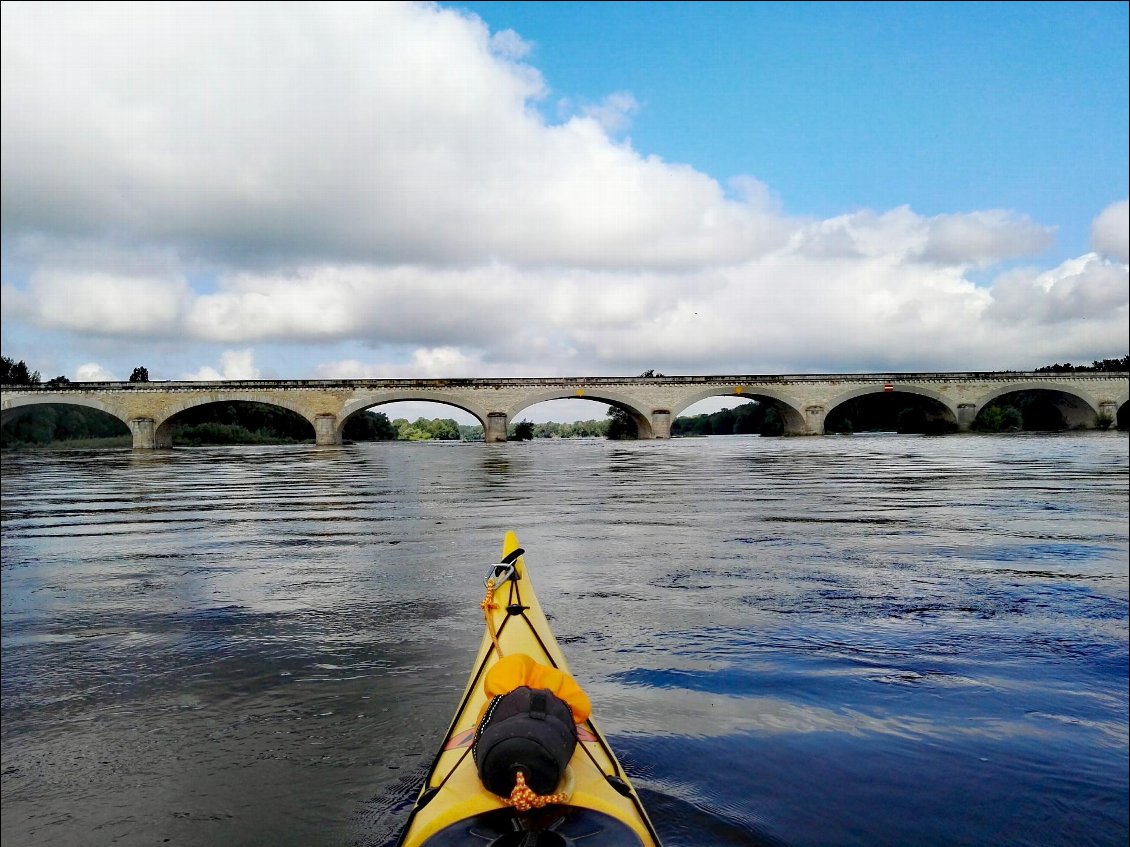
[973, 382, 1100, 429]
[510, 389, 654, 439]
[0, 393, 131, 431]
[671, 387, 807, 435]
[154, 393, 320, 446]
[824, 385, 959, 432]
[339, 392, 489, 438]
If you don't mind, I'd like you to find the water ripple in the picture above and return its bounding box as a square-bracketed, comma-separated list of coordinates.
[2, 434, 1127, 847]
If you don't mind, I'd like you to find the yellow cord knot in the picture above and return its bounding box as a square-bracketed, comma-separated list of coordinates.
[481, 578, 497, 613]
[482, 578, 503, 658]
[504, 771, 569, 812]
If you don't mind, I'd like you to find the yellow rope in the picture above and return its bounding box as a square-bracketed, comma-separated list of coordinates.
[504, 771, 569, 812]
[481, 578, 503, 658]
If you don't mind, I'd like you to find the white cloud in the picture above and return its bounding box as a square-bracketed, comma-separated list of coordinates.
[919, 210, 1054, 266]
[0, 1, 785, 271]
[7, 213, 1126, 378]
[792, 207, 1053, 266]
[581, 91, 641, 136]
[24, 269, 188, 337]
[488, 27, 534, 61]
[987, 254, 1130, 324]
[1091, 200, 1129, 264]
[181, 349, 262, 381]
[728, 176, 782, 213]
[786, 206, 1053, 267]
[317, 347, 485, 379]
[74, 362, 116, 382]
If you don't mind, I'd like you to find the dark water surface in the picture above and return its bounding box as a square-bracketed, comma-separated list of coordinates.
[2, 434, 1127, 847]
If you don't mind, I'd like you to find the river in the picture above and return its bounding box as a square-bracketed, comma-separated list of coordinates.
[1, 432, 1127, 847]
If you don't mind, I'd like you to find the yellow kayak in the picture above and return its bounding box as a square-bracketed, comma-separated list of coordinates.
[395, 531, 663, 846]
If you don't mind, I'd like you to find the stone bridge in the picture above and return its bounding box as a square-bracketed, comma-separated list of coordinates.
[2, 372, 1127, 448]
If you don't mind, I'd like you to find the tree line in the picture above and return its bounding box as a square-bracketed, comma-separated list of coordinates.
[1034, 356, 1129, 373]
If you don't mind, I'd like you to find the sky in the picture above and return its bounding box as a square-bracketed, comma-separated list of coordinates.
[1, 1, 1127, 423]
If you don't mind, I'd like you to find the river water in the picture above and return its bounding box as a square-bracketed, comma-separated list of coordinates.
[1, 433, 1127, 847]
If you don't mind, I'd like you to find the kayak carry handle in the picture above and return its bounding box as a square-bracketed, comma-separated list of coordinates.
[484, 547, 524, 589]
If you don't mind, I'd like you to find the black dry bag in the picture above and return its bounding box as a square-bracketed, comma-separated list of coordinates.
[473, 685, 578, 797]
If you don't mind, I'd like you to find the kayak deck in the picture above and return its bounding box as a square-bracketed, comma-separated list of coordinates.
[395, 532, 661, 846]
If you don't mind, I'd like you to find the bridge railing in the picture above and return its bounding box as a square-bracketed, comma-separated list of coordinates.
[3, 371, 1127, 392]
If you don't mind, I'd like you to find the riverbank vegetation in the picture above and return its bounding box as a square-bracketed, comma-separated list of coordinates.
[1, 404, 132, 448]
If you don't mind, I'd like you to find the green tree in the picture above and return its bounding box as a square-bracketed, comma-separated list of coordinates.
[1014, 393, 1066, 431]
[459, 424, 485, 441]
[712, 407, 736, 434]
[1036, 356, 1128, 373]
[129, 366, 150, 383]
[732, 402, 766, 434]
[1, 355, 40, 385]
[343, 410, 397, 441]
[672, 413, 711, 436]
[973, 392, 1067, 432]
[671, 401, 771, 437]
[394, 418, 431, 440]
[423, 417, 461, 440]
[606, 405, 637, 440]
[513, 420, 535, 440]
[168, 401, 314, 444]
[9, 406, 58, 443]
[2, 404, 131, 447]
[974, 405, 1023, 432]
[759, 407, 785, 436]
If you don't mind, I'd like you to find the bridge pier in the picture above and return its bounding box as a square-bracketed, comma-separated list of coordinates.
[804, 405, 826, 435]
[314, 414, 342, 446]
[957, 403, 977, 431]
[650, 410, 672, 439]
[485, 412, 509, 443]
[129, 418, 163, 449]
[1098, 401, 1119, 427]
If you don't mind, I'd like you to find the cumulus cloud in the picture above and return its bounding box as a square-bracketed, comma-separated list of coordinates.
[1091, 200, 1129, 264]
[23, 268, 189, 337]
[919, 210, 1054, 266]
[488, 27, 534, 61]
[987, 254, 1130, 324]
[0, 2, 785, 271]
[5, 209, 1126, 377]
[74, 363, 117, 381]
[317, 347, 488, 379]
[182, 349, 262, 381]
[580, 92, 641, 136]
[786, 206, 1054, 266]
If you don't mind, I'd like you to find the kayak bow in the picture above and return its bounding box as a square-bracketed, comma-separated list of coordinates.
[395, 531, 662, 846]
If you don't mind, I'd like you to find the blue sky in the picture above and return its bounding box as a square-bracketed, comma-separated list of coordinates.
[456, 1, 1126, 264]
[1, 1, 1127, 423]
